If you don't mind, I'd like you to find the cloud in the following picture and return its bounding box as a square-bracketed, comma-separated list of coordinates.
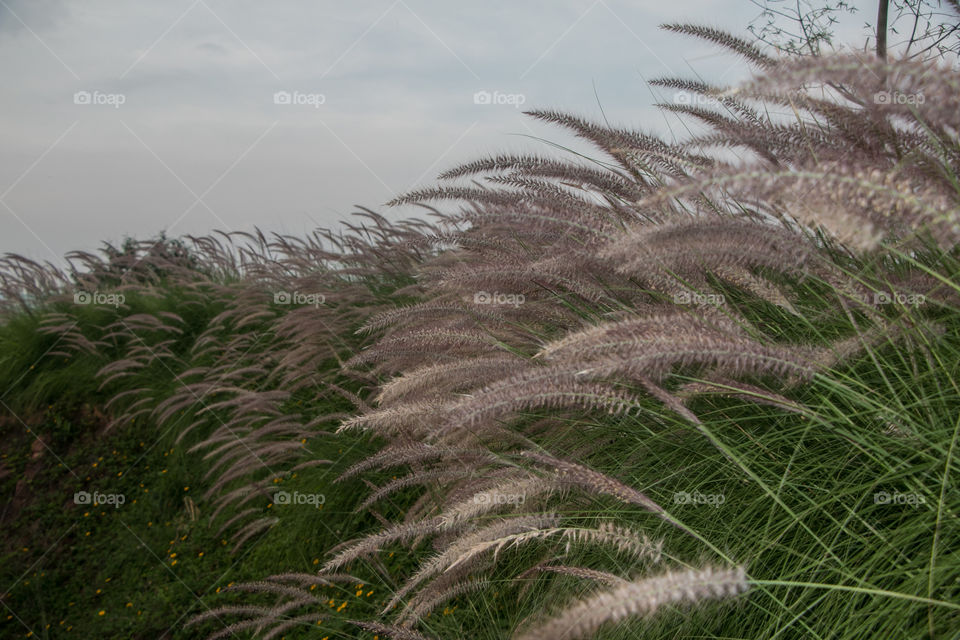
[0, 0, 764, 264]
[0, 0, 72, 33]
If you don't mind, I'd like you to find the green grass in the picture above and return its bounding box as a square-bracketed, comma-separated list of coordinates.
[1, 247, 959, 640]
[0, 285, 390, 639]
[377, 326, 960, 639]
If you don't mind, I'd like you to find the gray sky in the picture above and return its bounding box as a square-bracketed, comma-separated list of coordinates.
[0, 0, 866, 266]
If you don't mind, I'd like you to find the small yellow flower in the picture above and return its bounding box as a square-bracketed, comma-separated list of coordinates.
[98, 610, 105, 616]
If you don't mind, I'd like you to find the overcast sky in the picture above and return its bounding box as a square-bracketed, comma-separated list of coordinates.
[0, 1, 870, 266]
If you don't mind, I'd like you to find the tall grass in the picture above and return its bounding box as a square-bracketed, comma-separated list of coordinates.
[1, 29, 959, 640]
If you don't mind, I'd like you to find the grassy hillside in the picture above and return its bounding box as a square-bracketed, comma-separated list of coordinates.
[2, 39, 960, 640]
